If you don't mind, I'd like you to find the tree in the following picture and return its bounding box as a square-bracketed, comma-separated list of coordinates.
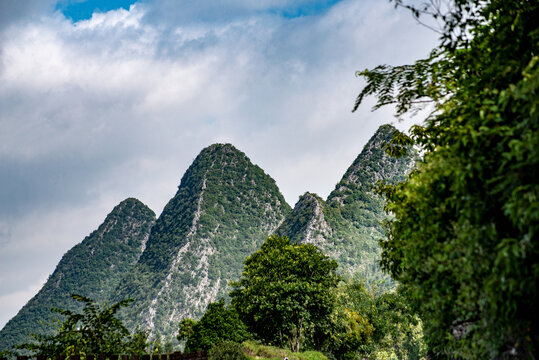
[354, 0, 538, 358]
[327, 278, 425, 360]
[127, 327, 151, 356]
[177, 299, 250, 352]
[177, 319, 196, 345]
[230, 235, 340, 352]
[326, 279, 375, 359]
[16, 294, 149, 357]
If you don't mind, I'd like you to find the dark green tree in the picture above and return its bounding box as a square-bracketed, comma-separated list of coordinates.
[177, 299, 250, 352]
[16, 294, 149, 357]
[230, 235, 340, 352]
[354, 0, 538, 358]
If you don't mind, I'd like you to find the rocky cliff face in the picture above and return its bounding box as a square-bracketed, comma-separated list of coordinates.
[115, 144, 291, 340]
[277, 124, 415, 287]
[0, 198, 156, 351]
[276, 192, 334, 252]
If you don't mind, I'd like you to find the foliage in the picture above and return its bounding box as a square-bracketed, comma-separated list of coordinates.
[355, 0, 539, 358]
[325, 278, 425, 360]
[0, 349, 14, 359]
[178, 299, 250, 352]
[128, 327, 152, 355]
[367, 289, 426, 360]
[326, 279, 375, 359]
[177, 318, 196, 343]
[15, 294, 149, 357]
[231, 235, 340, 352]
[208, 341, 248, 360]
[243, 340, 327, 360]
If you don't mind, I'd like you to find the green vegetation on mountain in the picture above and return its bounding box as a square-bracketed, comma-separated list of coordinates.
[277, 124, 415, 288]
[0, 198, 156, 353]
[115, 144, 291, 342]
[355, 0, 539, 357]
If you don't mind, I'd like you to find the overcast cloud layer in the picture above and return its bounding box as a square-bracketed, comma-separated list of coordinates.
[0, 0, 438, 329]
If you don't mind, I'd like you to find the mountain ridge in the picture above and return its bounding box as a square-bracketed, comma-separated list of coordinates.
[0, 198, 156, 351]
[277, 124, 415, 286]
[114, 143, 291, 340]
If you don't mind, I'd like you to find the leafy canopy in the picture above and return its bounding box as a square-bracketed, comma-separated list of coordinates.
[327, 278, 425, 360]
[355, 0, 539, 358]
[177, 299, 250, 352]
[230, 235, 340, 353]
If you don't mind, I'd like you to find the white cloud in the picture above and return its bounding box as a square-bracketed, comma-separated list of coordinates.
[74, 5, 143, 30]
[0, 0, 438, 329]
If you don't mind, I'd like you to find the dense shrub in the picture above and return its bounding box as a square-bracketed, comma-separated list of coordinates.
[208, 341, 248, 360]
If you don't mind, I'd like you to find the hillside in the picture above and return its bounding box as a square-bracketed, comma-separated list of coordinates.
[115, 144, 291, 340]
[0, 198, 156, 351]
[277, 124, 415, 287]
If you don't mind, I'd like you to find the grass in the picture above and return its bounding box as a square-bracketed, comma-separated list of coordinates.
[243, 341, 327, 360]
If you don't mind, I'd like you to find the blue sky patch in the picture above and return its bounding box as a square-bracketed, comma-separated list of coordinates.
[56, 0, 343, 22]
[279, 0, 342, 18]
[56, 0, 138, 21]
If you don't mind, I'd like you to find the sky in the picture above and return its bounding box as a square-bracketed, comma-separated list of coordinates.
[0, 0, 438, 329]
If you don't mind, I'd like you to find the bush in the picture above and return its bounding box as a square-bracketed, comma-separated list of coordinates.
[208, 341, 248, 360]
[178, 299, 250, 352]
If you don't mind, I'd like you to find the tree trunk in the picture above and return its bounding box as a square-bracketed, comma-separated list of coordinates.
[288, 318, 304, 352]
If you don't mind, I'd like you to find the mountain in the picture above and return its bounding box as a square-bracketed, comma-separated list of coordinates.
[1, 126, 414, 348]
[0, 198, 156, 352]
[114, 144, 291, 341]
[277, 124, 415, 287]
